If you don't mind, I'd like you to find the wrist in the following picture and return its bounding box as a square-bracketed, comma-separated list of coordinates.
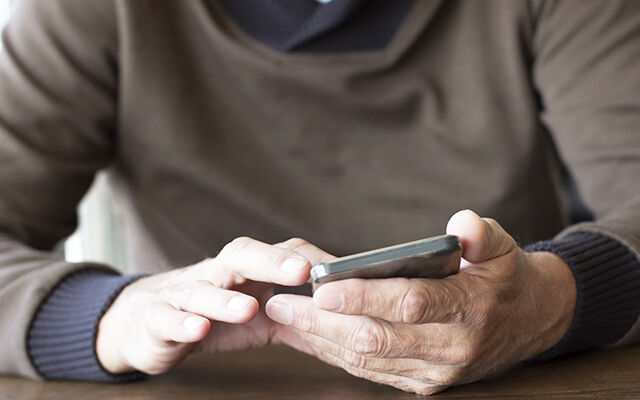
[523, 251, 577, 359]
[96, 282, 137, 374]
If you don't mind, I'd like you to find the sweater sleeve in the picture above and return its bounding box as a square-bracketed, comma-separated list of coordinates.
[0, 0, 121, 379]
[28, 271, 145, 382]
[532, 0, 640, 346]
[525, 232, 640, 360]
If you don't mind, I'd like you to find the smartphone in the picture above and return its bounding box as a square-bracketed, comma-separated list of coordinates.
[310, 235, 461, 291]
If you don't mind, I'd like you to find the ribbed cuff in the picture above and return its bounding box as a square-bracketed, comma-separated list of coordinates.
[525, 232, 640, 361]
[27, 270, 145, 382]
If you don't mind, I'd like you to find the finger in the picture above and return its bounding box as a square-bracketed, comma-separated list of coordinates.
[168, 280, 258, 323]
[146, 301, 211, 343]
[274, 237, 336, 266]
[446, 210, 517, 263]
[300, 336, 447, 395]
[266, 294, 452, 359]
[295, 329, 457, 391]
[206, 237, 313, 287]
[322, 352, 448, 395]
[270, 323, 317, 354]
[313, 277, 466, 324]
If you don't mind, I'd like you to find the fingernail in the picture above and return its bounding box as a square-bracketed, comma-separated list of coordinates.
[267, 300, 293, 325]
[183, 316, 204, 332]
[227, 295, 253, 311]
[281, 257, 308, 274]
[314, 289, 344, 311]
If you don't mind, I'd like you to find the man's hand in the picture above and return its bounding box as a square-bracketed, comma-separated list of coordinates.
[96, 237, 331, 375]
[266, 210, 577, 395]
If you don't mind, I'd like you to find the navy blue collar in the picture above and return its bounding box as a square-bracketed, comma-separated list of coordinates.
[217, 0, 416, 53]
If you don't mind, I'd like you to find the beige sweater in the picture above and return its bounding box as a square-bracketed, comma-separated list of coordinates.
[0, 0, 639, 379]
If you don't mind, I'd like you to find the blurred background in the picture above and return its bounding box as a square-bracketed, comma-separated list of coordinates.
[0, 0, 15, 32]
[1, 0, 128, 272]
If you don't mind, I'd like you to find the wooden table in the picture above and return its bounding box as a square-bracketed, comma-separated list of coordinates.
[2, 345, 639, 399]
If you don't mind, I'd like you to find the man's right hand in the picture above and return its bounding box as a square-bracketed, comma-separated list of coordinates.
[95, 237, 333, 375]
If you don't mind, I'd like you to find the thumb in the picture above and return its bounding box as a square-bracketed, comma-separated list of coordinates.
[446, 209, 517, 263]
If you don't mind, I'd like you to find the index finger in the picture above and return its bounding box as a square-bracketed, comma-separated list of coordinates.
[274, 237, 336, 266]
[312, 277, 467, 324]
[192, 237, 313, 287]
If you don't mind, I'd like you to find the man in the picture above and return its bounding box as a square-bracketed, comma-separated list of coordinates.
[0, 0, 638, 395]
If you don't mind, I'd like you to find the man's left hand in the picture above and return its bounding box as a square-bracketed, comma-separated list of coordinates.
[266, 210, 577, 395]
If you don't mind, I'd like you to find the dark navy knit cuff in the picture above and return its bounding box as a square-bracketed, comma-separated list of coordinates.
[525, 232, 640, 361]
[27, 270, 145, 382]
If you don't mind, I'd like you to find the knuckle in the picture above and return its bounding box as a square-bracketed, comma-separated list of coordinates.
[483, 217, 518, 254]
[342, 280, 367, 312]
[257, 243, 298, 269]
[294, 307, 318, 334]
[448, 343, 480, 367]
[220, 236, 253, 259]
[483, 218, 502, 239]
[483, 217, 499, 229]
[399, 281, 465, 324]
[182, 280, 210, 308]
[478, 217, 492, 239]
[256, 248, 296, 272]
[471, 296, 500, 327]
[422, 344, 450, 363]
[351, 321, 388, 356]
[270, 249, 296, 267]
[399, 287, 429, 324]
[157, 283, 178, 306]
[343, 349, 369, 370]
[187, 258, 216, 280]
[283, 237, 309, 249]
[198, 257, 217, 271]
[231, 236, 253, 246]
